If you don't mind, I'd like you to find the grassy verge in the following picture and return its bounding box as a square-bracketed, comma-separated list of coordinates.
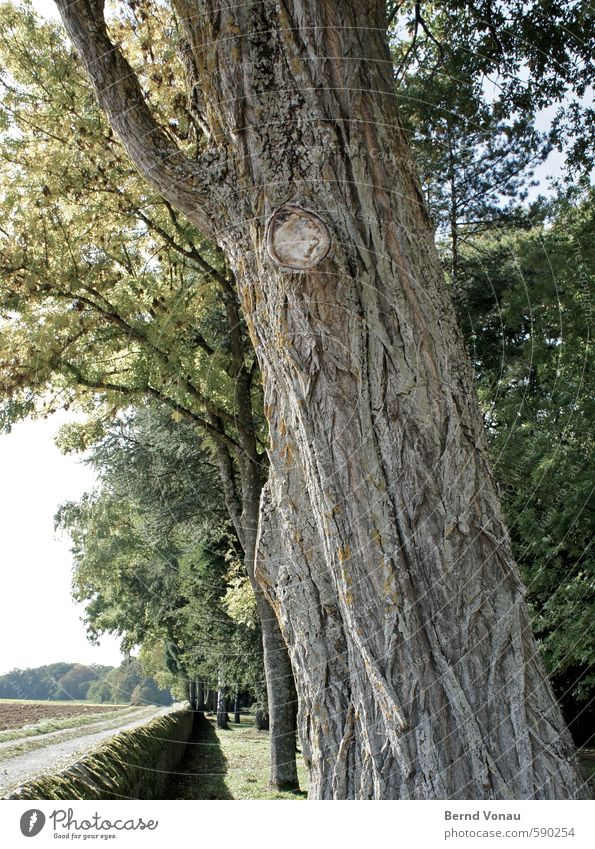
[6, 708, 193, 800]
[0, 707, 156, 761]
[0, 706, 141, 745]
[169, 719, 591, 801]
[166, 714, 308, 800]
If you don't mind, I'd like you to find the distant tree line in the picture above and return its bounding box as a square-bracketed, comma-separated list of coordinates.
[0, 659, 172, 706]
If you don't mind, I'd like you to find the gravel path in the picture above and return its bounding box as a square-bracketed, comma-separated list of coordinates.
[0, 704, 178, 796]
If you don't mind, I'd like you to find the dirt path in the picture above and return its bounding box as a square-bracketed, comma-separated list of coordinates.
[0, 706, 142, 753]
[0, 705, 178, 797]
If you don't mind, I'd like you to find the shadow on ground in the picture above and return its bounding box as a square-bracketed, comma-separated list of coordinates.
[165, 713, 232, 800]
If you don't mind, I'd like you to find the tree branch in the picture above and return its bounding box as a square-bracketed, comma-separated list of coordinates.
[135, 208, 231, 294]
[387, 3, 403, 28]
[54, 0, 218, 238]
[211, 437, 245, 550]
[61, 359, 242, 452]
[51, 286, 239, 429]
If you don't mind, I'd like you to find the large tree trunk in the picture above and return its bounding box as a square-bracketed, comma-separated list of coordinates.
[56, 0, 587, 799]
[241, 480, 300, 789]
[253, 579, 299, 788]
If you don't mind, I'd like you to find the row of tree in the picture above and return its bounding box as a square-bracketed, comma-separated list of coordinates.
[0, 660, 172, 706]
[0, 1, 592, 797]
[55, 408, 266, 726]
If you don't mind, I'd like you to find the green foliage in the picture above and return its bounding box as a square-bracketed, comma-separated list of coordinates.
[0, 663, 111, 701]
[130, 679, 171, 707]
[0, 1, 260, 455]
[54, 664, 100, 701]
[101, 658, 172, 705]
[454, 190, 594, 710]
[223, 561, 259, 628]
[86, 680, 117, 704]
[0, 659, 171, 705]
[393, 7, 549, 244]
[56, 406, 265, 703]
[390, 1, 594, 181]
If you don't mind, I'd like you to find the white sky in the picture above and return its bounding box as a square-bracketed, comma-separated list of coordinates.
[0, 0, 571, 679]
[0, 413, 124, 676]
[32, 0, 57, 19]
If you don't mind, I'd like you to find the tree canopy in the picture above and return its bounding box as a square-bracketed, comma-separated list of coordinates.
[56, 406, 265, 705]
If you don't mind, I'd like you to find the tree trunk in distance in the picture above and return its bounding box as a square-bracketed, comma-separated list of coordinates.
[188, 679, 196, 711]
[196, 681, 205, 713]
[209, 690, 217, 714]
[242, 479, 300, 788]
[55, 0, 588, 800]
[255, 710, 270, 731]
[216, 676, 229, 730]
[234, 689, 241, 724]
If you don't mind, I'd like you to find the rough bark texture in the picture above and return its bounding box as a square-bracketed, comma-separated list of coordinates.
[255, 710, 270, 731]
[56, 0, 588, 799]
[229, 458, 300, 789]
[254, 582, 300, 787]
[49, 3, 300, 789]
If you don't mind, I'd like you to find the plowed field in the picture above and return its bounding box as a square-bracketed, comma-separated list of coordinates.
[0, 701, 124, 731]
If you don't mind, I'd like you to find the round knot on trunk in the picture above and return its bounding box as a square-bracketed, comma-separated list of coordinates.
[266, 204, 331, 270]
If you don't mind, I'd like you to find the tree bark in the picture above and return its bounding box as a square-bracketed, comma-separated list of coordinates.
[447, 130, 459, 286]
[255, 710, 270, 731]
[210, 291, 300, 790]
[207, 689, 217, 713]
[50, 0, 300, 793]
[196, 681, 205, 713]
[216, 673, 228, 730]
[240, 473, 300, 789]
[234, 689, 241, 724]
[188, 679, 197, 710]
[253, 576, 299, 788]
[56, 0, 587, 799]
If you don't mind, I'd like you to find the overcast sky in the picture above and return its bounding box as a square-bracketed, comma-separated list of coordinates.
[0, 413, 124, 675]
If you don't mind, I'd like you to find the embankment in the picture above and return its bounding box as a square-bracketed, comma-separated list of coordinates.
[5, 706, 193, 800]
